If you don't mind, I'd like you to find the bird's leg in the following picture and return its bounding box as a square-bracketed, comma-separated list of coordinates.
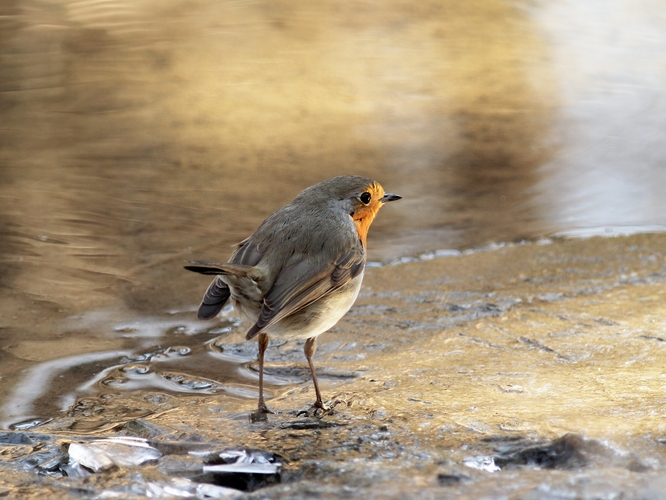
[256, 333, 272, 414]
[304, 337, 324, 408]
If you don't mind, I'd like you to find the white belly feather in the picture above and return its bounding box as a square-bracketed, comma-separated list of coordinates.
[231, 271, 363, 340]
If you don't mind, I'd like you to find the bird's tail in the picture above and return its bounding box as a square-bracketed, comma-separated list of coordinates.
[185, 260, 254, 320]
[184, 261, 253, 277]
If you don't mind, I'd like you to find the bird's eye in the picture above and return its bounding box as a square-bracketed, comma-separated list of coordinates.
[359, 192, 372, 205]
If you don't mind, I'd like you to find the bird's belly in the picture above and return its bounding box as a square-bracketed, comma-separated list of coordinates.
[264, 272, 364, 340]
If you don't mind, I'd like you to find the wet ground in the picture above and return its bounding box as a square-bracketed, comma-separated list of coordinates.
[2, 0, 666, 498]
[3, 234, 666, 498]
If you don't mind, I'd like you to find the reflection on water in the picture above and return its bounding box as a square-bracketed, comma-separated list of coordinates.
[2, 349, 132, 430]
[1, 0, 666, 466]
[532, 0, 666, 232]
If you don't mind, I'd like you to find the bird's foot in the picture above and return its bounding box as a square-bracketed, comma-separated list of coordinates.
[296, 398, 346, 418]
[296, 405, 326, 418]
[249, 401, 274, 423]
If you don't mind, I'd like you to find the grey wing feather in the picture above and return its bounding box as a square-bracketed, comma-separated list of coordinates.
[231, 237, 266, 267]
[245, 242, 365, 340]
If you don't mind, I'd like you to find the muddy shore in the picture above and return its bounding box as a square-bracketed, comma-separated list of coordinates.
[3, 232, 666, 498]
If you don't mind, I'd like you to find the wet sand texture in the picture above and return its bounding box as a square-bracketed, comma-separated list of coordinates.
[2, 234, 666, 498]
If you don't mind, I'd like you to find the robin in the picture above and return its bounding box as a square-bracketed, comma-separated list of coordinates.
[185, 175, 401, 417]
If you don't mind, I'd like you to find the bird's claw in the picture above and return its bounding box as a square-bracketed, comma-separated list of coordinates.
[296, 399, 344, 418]
[249, 402, 274, 422]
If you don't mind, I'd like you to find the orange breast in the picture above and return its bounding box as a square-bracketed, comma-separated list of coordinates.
[352, 181, 386, 247]
[352, 204, 382, 247]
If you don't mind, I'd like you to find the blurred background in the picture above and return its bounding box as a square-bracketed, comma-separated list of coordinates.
[1, 0, 666, 427]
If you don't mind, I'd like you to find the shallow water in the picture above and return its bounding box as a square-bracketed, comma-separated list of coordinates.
[3, 234, 666, 499]
[2, 0, 666, 497]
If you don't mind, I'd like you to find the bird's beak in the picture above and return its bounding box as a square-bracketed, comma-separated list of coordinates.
[380, 193, 401, 203]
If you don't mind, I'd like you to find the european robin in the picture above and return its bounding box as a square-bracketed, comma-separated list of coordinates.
[185, 176, 401, 416]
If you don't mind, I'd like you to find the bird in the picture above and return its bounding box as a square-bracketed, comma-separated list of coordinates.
[185, 175, 401, 417]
